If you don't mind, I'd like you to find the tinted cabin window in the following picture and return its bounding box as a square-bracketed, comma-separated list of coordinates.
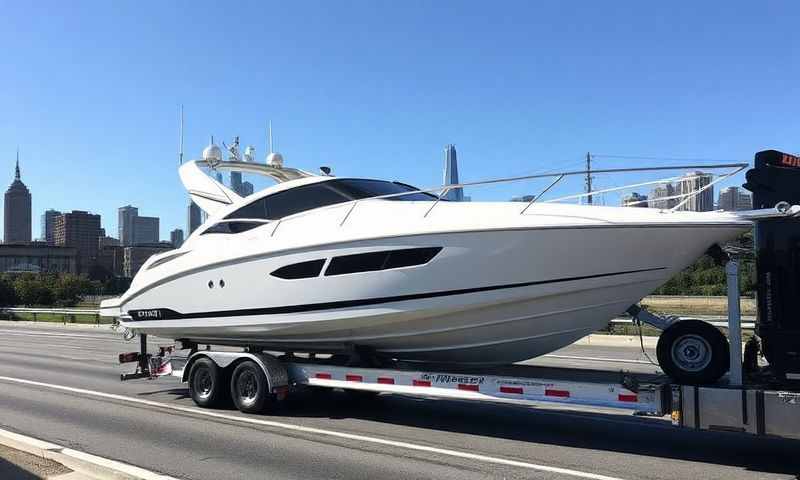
[267, 183, 350, 219]
[332, 179, 439, 201]
[325, 247, 442, 276]
[226, 183, 349, 221]
[202, 221, 262, 235]
[225, 179, 436, 222]
[271, 259, 326, 279]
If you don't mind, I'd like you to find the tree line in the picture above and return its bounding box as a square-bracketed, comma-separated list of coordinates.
[0, 273, 131, 307]
[653, 231, 756, 297]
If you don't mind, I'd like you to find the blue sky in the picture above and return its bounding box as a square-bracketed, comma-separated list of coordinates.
[1, 1, 798, 240]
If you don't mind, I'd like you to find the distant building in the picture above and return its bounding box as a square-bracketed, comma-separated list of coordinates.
[718, 186, 752, 211]
[53, 210, 102, 274]
[170, 228, 184, 248]
[187, 201, 202, 234]
[676, 171, 714, 212]
[96, 245, 125, 278]
[443, 144, 464, 201]
[118, 205, 138, 246]
[123, 242, 173, 278]
[133, 216, 159, 245]
[241, 181, 254, 197]
[231, 171, 243, 195]
[98, 234, 120, 248]
[648, 183, 677, 209]
[40, 209, 61, 245]
[118, 205, 160, 245]
[4, 156, 32, 244]
[510, 195, 536, 202]
[0, 243, 77, 274]
[622, 192, 649, 208]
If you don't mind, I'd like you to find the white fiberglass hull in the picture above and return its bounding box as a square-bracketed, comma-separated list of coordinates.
[108, 215, 748, 364]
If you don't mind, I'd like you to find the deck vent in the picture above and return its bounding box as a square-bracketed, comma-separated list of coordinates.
[271, 259, 326, 280]
[324, 247, 442, 276]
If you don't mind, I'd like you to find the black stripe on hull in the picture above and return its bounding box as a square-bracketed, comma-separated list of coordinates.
[126, 266, 666, 322]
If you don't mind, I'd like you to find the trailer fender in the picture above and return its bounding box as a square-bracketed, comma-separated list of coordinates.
[182, 351, 289, 393]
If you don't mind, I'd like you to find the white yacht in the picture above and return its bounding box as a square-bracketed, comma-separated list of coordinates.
[101, 141, 756, 364]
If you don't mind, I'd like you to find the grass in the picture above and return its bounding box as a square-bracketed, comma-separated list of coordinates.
[3, 312, 114, 325]
[641, 295, 756, 316]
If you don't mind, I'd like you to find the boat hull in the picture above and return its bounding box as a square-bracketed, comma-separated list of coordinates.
[115, 223, 746, 364]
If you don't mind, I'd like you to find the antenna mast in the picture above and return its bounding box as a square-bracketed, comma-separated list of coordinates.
[585, 152, 593, 205]
[179, 105, 184, 165]
[269, 121, 274, 153]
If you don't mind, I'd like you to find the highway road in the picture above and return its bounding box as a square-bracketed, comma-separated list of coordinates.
[0, 321, 797, 480]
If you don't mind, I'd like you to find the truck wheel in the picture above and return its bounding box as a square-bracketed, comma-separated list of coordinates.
[189, 357, 225, 408]
[657, 320, 729, 384]
[230, 360, 273, 413]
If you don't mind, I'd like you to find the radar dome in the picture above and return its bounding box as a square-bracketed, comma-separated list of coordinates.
[266, 152, 284, 168]
[202, 143, 223, 165]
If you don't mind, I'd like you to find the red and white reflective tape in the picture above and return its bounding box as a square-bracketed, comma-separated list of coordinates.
[293, 364, 652, 412]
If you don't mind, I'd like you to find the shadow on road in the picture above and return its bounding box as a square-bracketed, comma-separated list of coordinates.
[273, 388, 800, 477]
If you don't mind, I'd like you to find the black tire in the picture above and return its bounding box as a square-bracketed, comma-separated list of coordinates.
[657, 320, 730, 384]
[230, 360, 274, 414]
[188, 357, 226, 408]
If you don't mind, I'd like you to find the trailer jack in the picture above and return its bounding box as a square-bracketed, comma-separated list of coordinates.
[119, 334, 174, 381]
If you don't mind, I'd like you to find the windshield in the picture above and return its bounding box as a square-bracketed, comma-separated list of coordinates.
[329, 179, 440, 201]
[223, 178, 438, 224]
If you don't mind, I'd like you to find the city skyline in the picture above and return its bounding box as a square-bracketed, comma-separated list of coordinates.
[3, 3, 798, 241]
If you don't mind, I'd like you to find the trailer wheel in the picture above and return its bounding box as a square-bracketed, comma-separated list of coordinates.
[189, 357, 226, 408]
[230, 360, 273, 413]
[657, 320, 729, 384]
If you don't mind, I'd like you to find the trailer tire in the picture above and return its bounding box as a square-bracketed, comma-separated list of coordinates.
[657, 320, 729, 384]
[188, 357, 226, 408]
[230, 360, 273, 413]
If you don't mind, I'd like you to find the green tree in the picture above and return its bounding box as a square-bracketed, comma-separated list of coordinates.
[0, 275, 18, 306]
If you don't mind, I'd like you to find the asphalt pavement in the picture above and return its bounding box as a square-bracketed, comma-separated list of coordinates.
[0, 321, 797, 480]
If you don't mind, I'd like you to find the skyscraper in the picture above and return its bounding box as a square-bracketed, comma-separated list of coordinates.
[188, 201, 202, 235]
[622, 192, 649, 207]
[118, 205, 138, 246]
[133, 216, 159, 244]
[442, 144, 464, 201]
[648, 183, 678, 209]
[118, 205, 160, 245]
[718, 186, 752, 211]
[241, 181, 254, 196]
[170, 228, 184, 248]
[4, 155, 32, 244]
[231, 171, 243, 195]
[41, 209, 61, 245]
[53, 210, 102, 274]
[676, 171, 714, 212]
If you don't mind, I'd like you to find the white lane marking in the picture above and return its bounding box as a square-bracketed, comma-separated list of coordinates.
[543, 354, 654, 365]
[0, 375, 627, 480]
[0, 427, 179, 480]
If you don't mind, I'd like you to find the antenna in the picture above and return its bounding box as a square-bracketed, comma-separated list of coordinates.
[585, 152, 593, 205]
[178, 105, 184, 165]
[269, 121, 274, 153]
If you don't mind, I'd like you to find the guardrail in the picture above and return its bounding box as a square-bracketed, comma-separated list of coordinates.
[1, 307, 103, 325]
[610, 317, 755, 330]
